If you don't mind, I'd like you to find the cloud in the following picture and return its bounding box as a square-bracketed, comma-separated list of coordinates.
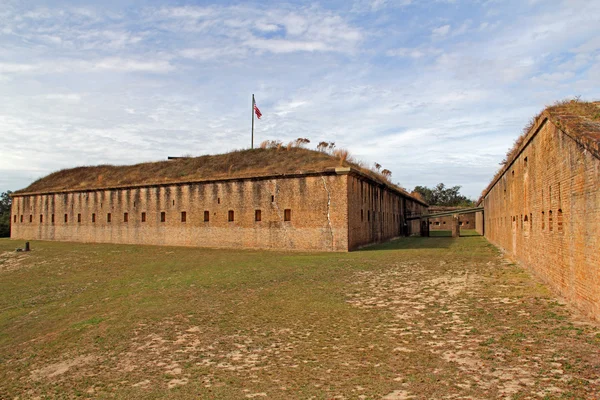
[432, 24, 451, 37]
[0, 0, 599, 200]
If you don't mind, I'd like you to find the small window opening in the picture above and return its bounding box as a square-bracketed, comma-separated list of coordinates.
[124, 212, 129, 223]
[466, 221, 469, 225]
[39, 214, 43, 223]
[78, 213, 81, 223]
[92, 213, 96, 223]
[204, 211, 210, 222]
[107, 213, 112, 223]
[284, 209, 291, 222]
[217, 197, 221, 204]
[51, 214, 55, 223]
[557, 209, 563, 232]
[443, 221, 446, 225]
[133, 201, 136, 208]
[14, 215, 16, 223]
[271, 195, 274, 202]
[64, 214, 68, 223]
[524, 156, 528, 166]
[361, 209, 364, 222]
[228, 210, 234, 222]
[541, 211, 545, 230]
[512, 170, 515, 177]
[549, 210, 553, 231]
[367, 210, 370, 222]
[181, 211, 187, 222]
[141, 212, 146, 222]
[435, 222, 440, 226]
[255, 210, 262, 222]
[161, 212, 166, 222]
[172, 200, 175, 206]
[29, 215, 32, 223]
[20, 215, 23, 223]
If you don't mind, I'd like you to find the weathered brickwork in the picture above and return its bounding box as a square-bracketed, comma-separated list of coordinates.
[482, 117, 600, 320]
[346, 173, 426, 250]
[428, 213, 476, 231]
[11, 169, 426, 252]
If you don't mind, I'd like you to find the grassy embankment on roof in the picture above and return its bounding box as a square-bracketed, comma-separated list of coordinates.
[18, 146, 404, 195]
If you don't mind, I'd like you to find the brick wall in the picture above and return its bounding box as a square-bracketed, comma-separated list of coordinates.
[483, 118, 600, 320]
[11, 173, 349, 252]
[428, 212, 476, 231]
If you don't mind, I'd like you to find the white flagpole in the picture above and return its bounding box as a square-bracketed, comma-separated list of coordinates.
[251, 94, 255, 149]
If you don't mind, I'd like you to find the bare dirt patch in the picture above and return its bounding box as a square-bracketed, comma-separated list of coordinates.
[0, 250, 31, 273]
[348, 256, 600, 399]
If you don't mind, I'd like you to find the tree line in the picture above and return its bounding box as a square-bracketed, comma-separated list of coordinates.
[0, 191, 12, 237]
[412, 183, 474, 207]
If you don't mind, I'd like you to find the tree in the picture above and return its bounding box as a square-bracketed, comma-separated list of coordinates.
[0, 191, 12, 238]
[412, 184, 473, 207]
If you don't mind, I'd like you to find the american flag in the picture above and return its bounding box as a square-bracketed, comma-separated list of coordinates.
[253, 100, 262, 119]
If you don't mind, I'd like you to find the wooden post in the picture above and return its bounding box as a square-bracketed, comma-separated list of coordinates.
[251, 94, 255, 149]
[451, 215, 460, 238]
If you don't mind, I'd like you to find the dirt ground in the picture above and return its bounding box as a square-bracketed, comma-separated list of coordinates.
[0, 237, 598, 399]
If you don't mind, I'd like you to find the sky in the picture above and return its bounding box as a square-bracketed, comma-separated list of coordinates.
[1, 0, 599, 199]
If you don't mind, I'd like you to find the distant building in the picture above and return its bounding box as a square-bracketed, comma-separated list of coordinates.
[10, 148, 427, 252]
[479, 101, 600, 320]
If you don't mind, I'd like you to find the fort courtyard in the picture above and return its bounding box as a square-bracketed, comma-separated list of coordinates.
[1, 237, 598, 399]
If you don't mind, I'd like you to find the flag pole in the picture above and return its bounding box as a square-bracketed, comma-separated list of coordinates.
[251, 94, 255, 149]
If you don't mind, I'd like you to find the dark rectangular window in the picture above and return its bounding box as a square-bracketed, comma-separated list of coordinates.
[181, 211, 186, 222]
[29, 215, 32, 223]
[161, 212, 166, 222]
[255, 210, 261, 221]
[14, 215, 16, 223]
[77, 213, 81, 223]
[271, 195, 275, 202]
[284, 209, 291, 221]
[549, 210, 553, 231]
[51, 214, 55, 223]
[557, 209, 563, 232]
[541, 212, 545, 230]
[20, 215, 23, 223]
[204, 211, 210, 222]
[92, 213, 96, 223]
[228, 210, 234, 222]
[64, 214, 68, 223]
[124, 212, 128, 223]
[217, 197, 221, 204]
[107, 213, 112, 223]
[141, 212, 146, 222]
[40, 214, 43, 223]
[361, 209, 363, 222]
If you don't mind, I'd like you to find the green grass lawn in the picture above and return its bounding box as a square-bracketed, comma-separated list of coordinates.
[0, 237, 598, 399]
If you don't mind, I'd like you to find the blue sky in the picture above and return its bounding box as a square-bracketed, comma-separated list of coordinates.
[1, 0, 599, 198]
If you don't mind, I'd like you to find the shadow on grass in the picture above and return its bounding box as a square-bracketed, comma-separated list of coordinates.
[358, 236, 453, 251]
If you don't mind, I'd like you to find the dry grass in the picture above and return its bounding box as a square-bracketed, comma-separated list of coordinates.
[15, 148, 387, 195]
[0, 237, 598, 399]
[17, 147, 419, 203]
